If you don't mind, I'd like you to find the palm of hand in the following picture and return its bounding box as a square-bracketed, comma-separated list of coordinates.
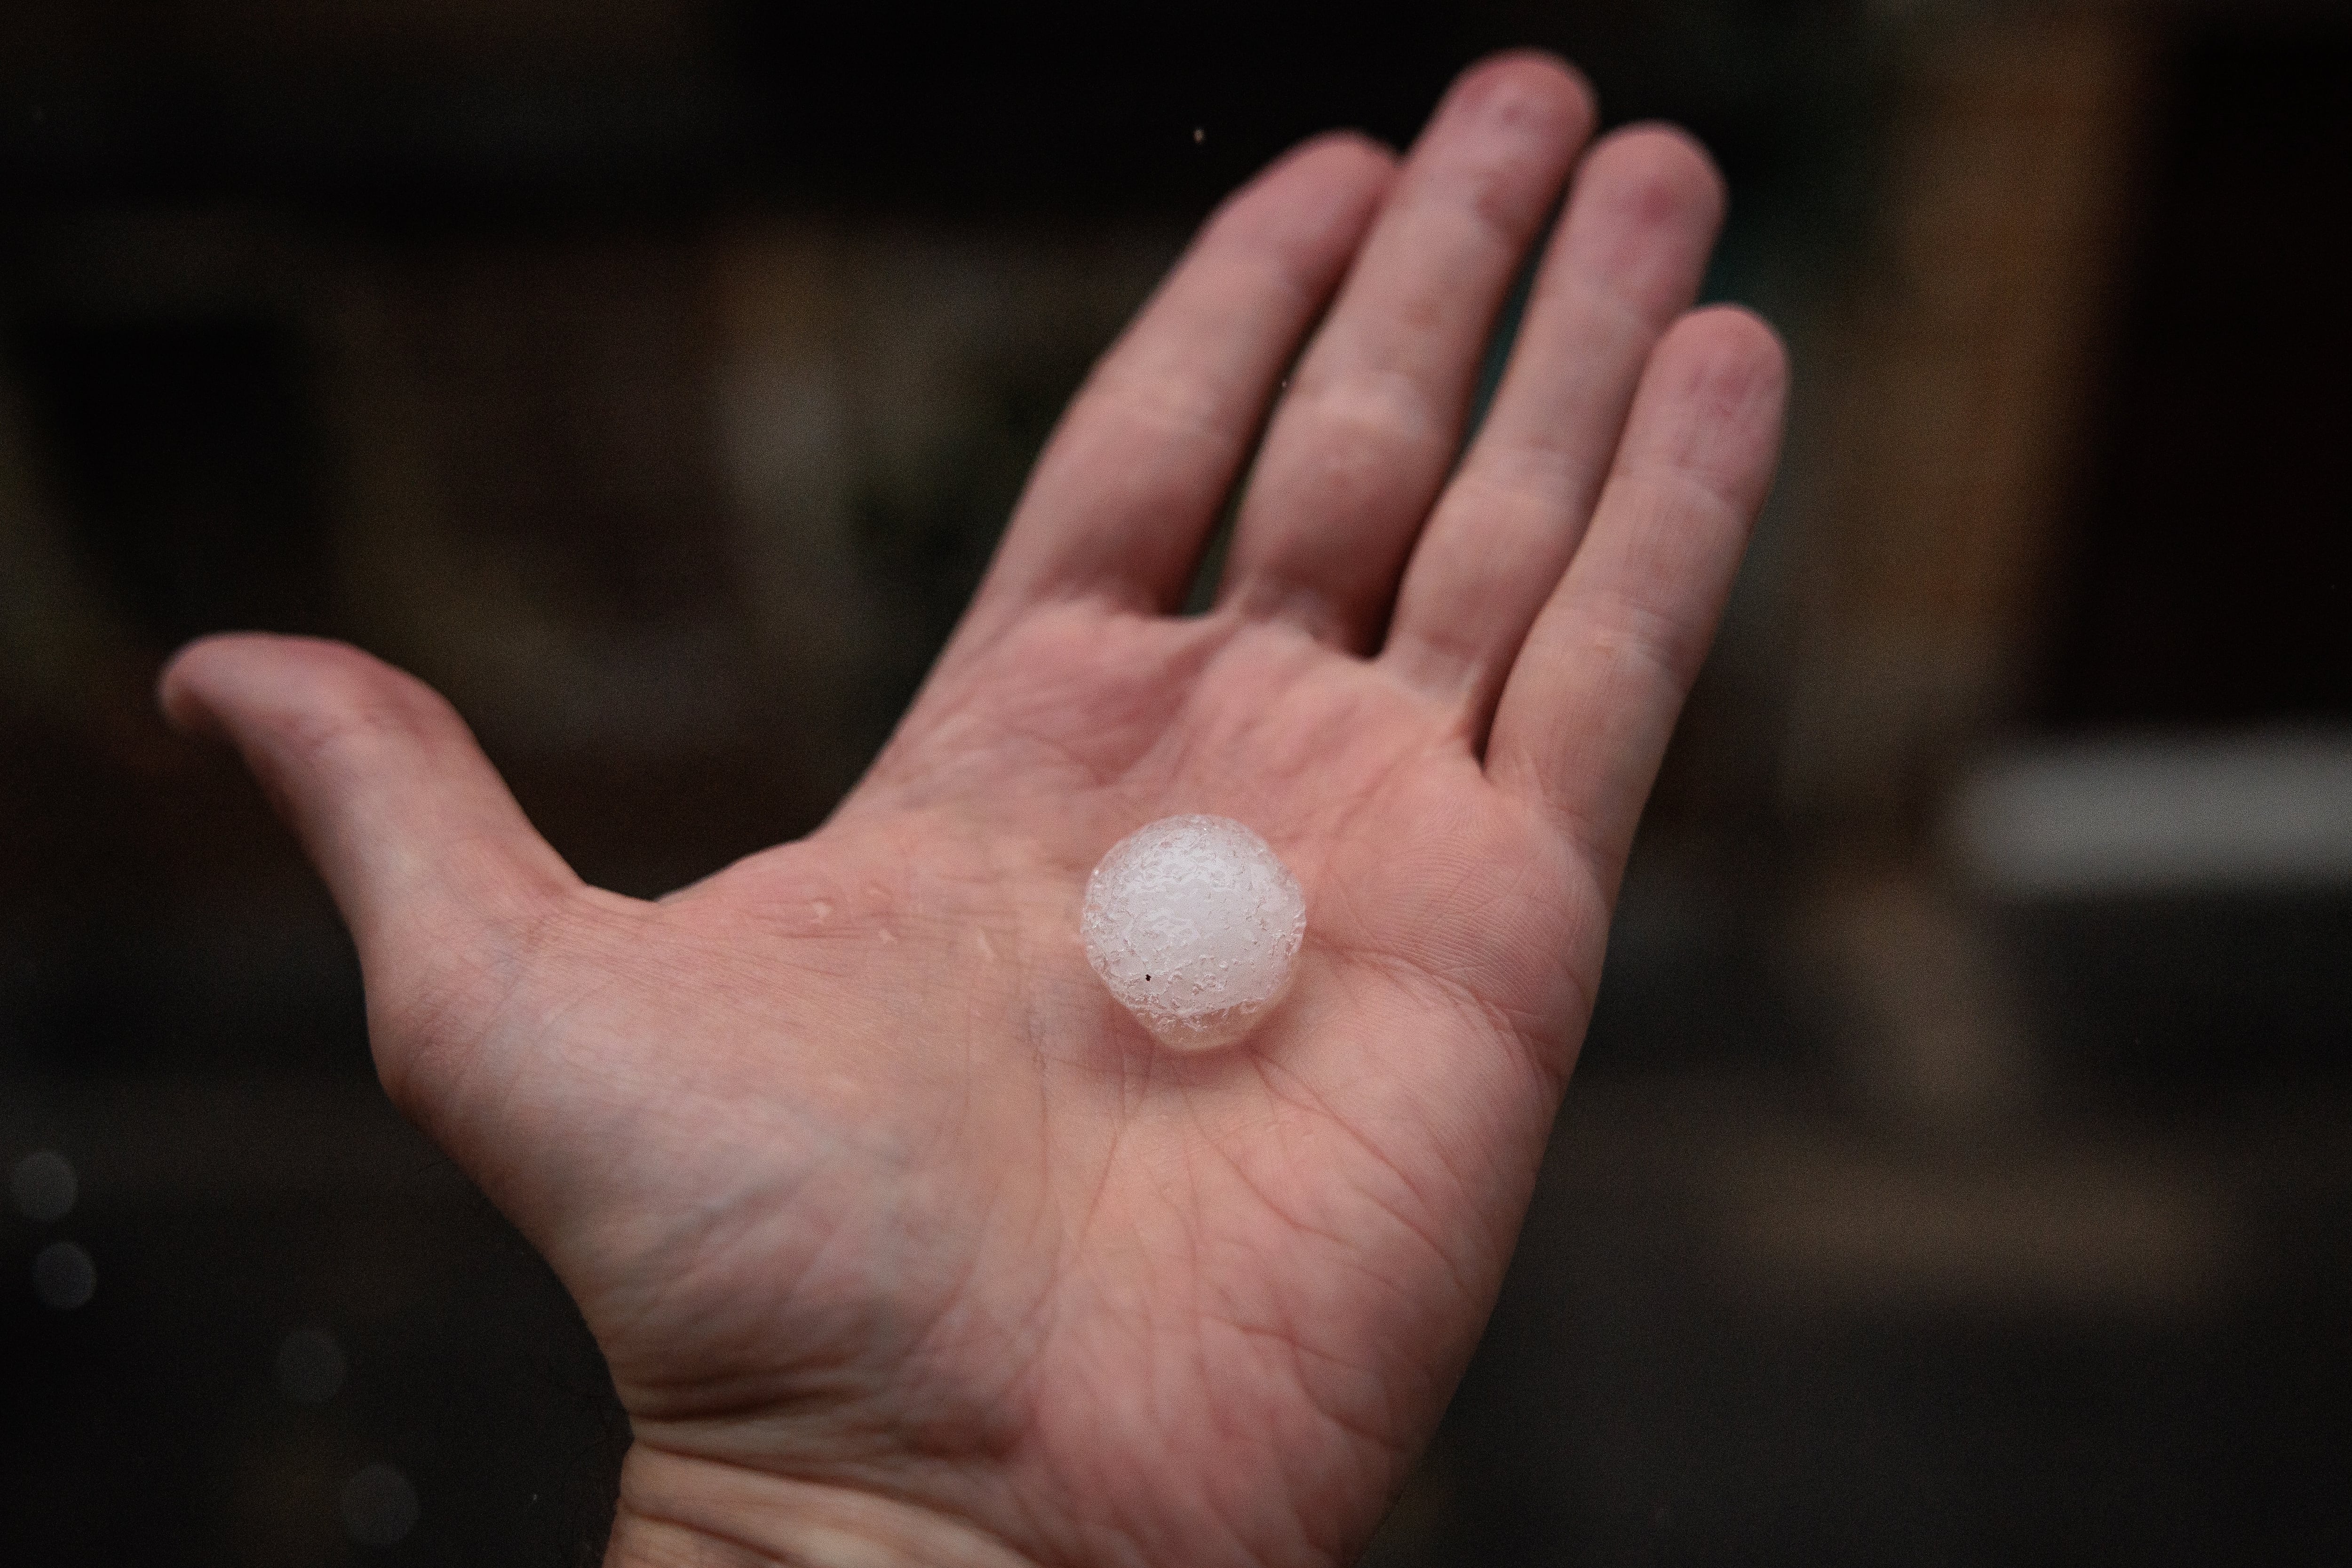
[163, 55, 1785, 1568]
[529, 602, 1595, 1557]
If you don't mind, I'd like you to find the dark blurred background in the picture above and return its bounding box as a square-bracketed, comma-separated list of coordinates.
[3, 1, 2347, 1563]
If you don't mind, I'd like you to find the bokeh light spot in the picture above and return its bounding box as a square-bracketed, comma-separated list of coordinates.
[341, 1462, 420, 1548]
[32, 1240, 96, 1310]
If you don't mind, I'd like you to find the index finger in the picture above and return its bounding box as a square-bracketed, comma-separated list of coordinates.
[964, 133, 1396, 635]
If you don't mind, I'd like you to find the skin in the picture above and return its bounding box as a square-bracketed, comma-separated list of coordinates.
[159, 52, 1787, 1568]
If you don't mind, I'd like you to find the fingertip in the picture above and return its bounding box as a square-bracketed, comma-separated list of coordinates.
[153, 633, 509, 836]
[1615, 305, 1793, 532]
[1228, 130, 1398, 237]
[1289, 127, 1400, 178]
[1204, 128, 1402, 279]
[1722, 301, 1790, 358]
[1576, 122, 1729, 237]
[1663, 304, 1792, 419]
[1449, 49, 1600, 140]
[159, 632, 414, 736]
[157, 631, 284, 740]
[156, 643, 214, 740]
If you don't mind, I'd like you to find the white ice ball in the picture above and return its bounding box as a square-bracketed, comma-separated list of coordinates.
[1081, 814, 1307, 1049]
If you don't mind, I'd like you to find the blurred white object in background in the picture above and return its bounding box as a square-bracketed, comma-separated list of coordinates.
[1948, 728, 2352, 897]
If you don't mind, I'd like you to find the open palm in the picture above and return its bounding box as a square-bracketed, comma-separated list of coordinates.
[162, 54, 1785, 1568]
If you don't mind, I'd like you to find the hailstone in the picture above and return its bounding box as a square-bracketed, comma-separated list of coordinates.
[1081, 815, 1306, 1049]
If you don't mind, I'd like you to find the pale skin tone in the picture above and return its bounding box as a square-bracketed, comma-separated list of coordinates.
[160, 53, 1787, 1568]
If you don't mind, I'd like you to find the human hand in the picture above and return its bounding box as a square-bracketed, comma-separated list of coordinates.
[160, 51, 1786, 1568]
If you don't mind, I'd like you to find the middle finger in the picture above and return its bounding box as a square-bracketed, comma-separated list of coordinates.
[1216, 53, 1595, 649]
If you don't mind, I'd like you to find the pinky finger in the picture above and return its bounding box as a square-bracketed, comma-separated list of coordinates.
[1486, 305, 1788, 895]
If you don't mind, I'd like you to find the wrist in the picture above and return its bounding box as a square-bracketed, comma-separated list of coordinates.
[605, 1444, 1044, 1568]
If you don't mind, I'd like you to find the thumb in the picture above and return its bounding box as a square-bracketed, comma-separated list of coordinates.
[159, 634, 578, 1075]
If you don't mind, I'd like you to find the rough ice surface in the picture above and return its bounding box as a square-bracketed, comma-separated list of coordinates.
[1081, 815, 1306, 1049]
